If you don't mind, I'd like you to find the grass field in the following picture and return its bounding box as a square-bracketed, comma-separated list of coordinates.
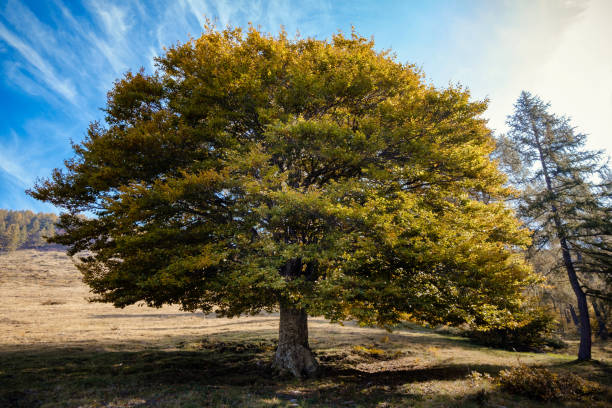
[0, 250, 610, 407]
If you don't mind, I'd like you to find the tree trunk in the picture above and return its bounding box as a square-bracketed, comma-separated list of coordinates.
[575, 292, 592, 360]
[532, 123, 591, 360]
[562, 243, 592, 360]
[273, 303, 319, 378]
[562, 245, 591, 360]
[592, 301, 609, 341]
[569, 304, 580, 330]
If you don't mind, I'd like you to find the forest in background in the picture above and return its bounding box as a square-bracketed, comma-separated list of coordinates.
[0, 209, 61, 251]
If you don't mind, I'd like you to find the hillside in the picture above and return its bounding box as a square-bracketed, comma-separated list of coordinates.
[0, 250, 610, 407]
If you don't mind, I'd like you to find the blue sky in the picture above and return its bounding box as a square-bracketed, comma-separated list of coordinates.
[1, 0, 610, 212]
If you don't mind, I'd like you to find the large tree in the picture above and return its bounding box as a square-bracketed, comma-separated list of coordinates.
[30, 26, 535, 377]
[497, 91, 611, 360]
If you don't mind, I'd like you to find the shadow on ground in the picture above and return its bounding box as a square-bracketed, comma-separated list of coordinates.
[0, 349, 496, 407]
[1, 331, 610, 407]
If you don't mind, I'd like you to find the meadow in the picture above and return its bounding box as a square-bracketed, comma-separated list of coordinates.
[1, 250, 610, 407]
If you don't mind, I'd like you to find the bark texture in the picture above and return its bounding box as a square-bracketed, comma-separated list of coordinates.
[272, 303, 319, 378]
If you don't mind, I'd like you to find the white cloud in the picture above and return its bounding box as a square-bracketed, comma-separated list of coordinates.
[0, 21, 77, 104]
[0, 167, 57, 212]
[91, 1, 131, 39]
[524, 0, 612, 156]
[436, 0, 611, 157]
[0, 118, 80, 200]
[3, 0, 62, 59]
[182, 0, 212, 28]
[86, 1, 133, 73]
[4, 61, 56, 101]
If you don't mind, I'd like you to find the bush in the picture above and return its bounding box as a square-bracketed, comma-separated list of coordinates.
[467, 308, 556, 351]
[498, 364, 600, 401]
[543, 335, 567, 350]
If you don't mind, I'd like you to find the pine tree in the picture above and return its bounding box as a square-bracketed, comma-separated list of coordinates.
[569, 168, 612, 302]
[30, 26, 535, 377]
[498, 91, 611, 360]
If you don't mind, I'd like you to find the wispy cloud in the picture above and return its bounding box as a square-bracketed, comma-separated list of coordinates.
[4, 0, 607, 213]
[4, 61, 59, 103]
[0, 21, 77, 103]
[0, 165, 56, 211]
[86, 0, 132, 73]
[0, 0, 336, 211]
[182, 0, 212, 28]
[0, 131, 34, 186]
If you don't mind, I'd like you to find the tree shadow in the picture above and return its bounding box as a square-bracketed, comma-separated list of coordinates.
[0, 346, 270, 407]
[0, 335, 511, 408]
[325, 363, 506, 385]
[1, 329, 609, 407]
[547, 358, 612, 388]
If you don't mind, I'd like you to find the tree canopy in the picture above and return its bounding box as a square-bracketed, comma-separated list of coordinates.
[30, 26, 535, 376]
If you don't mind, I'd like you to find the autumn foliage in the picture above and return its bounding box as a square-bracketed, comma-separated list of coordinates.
[30, 25, 536, 376]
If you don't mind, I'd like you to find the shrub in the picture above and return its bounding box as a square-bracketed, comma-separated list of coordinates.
[352, 345, 385, 357]
[543, 335, 567, 350]
[498, 364, 600, 401]
[467, 307, 556, 351]
[351, 345, 404, 361]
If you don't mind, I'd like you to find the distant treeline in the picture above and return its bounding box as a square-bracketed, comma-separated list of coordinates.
[0, 209, 62, 251]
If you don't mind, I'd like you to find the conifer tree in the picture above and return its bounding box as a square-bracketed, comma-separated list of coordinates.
[30, 26, 535, 377]
[569, 168, 612, 302]
[497, 91, 611, 360]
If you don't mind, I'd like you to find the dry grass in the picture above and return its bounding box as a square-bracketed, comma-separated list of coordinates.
[1, 250, 611, 407]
